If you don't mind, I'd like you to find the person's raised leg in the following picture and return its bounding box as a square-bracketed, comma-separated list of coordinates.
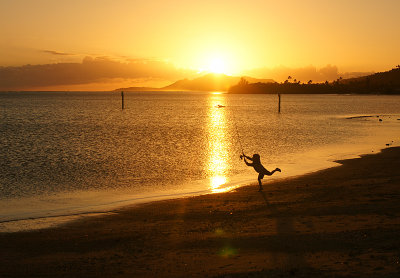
[269, 168, 281, 175]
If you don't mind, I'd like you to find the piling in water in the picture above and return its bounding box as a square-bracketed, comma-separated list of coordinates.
[278, 94, 281, 113]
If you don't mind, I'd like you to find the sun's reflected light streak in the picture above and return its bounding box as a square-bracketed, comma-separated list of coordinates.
[210, 176, 227, 189]
[207, 94, 231, 193]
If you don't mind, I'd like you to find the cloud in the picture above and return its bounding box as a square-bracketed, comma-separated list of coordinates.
[41, 50, 75, 56]
[244, 65, 372, 83]
[0, 57, 374, 91]
[0, 56, 196, 90]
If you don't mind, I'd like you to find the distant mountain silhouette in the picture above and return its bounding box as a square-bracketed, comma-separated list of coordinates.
[115, 73, 275, 92]
[228, 66, 400, 94]
[340, 66, 400, 88]
[113, 86, 159, 92]
[161, 73, 274, 91]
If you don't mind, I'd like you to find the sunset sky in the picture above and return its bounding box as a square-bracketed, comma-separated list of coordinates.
[1, 0, 399, 90]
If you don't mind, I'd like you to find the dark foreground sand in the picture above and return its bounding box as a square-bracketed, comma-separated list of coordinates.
[1, 148, 400, 278]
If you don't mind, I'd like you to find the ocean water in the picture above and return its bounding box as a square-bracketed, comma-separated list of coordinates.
[1, 91, 400, 231]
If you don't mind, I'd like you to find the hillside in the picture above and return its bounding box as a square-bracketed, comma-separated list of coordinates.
[228, 66, 400, 94]
[161, 73, 274, 91]
[115, 73, 274, 92]
[341, 67, 400, 88]
[113, 86, 159, 92]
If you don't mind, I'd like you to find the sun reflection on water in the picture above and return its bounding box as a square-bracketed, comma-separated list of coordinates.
[210, 175, 227, 189]
[207, 94, 231, 193]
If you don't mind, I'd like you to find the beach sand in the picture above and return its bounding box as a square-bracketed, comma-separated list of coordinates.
[1, 147, 400, 277]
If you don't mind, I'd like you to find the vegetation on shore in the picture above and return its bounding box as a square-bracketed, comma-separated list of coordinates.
[228, 66, 400, 94]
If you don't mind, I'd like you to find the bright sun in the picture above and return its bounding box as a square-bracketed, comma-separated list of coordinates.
[208, 57, 226, 74]
[192, 49, 237, 75]
[202, 55, 231, 75]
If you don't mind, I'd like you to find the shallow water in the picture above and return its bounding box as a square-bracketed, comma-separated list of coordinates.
[1, 91, 400, 231]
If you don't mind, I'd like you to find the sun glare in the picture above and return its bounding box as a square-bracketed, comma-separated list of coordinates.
[187, 46, 241, 76]
[199, 53, 234, 75]
[208, 57, 226, 74]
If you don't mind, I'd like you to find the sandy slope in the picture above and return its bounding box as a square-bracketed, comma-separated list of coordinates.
[1, 148, 400, 277]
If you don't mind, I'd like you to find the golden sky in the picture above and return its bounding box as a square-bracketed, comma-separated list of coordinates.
[1, 0, 399, 89]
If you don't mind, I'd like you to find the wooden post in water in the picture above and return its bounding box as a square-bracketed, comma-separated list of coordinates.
[121, 91, 124, 110]
[278, 93, 281, 113]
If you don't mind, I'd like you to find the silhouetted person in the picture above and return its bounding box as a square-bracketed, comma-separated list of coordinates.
[241, 153, 281, 191]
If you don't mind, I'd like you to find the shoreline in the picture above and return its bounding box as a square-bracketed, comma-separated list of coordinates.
[1, 137, 398, 233]
[1, 147, 400, 277]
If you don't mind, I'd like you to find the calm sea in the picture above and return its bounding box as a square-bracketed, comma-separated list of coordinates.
[1, 91, 400, 231]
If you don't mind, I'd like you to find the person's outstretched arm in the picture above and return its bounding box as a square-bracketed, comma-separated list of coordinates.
[242, 153, 253, 161]
[243, 156, 253, 167]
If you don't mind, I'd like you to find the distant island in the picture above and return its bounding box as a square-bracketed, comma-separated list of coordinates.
[114, 73, 274, 92]
[115, 66, 400, 95]
[228, 66, 400, 94]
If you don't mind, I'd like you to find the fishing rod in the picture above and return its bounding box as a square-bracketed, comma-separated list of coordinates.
[230, 106, 245, 160]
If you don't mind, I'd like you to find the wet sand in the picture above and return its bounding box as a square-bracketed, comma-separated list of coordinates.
[1, 147, 400, 277]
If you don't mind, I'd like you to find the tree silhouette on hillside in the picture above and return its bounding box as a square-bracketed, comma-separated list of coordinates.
[228, 66, 400, 95]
